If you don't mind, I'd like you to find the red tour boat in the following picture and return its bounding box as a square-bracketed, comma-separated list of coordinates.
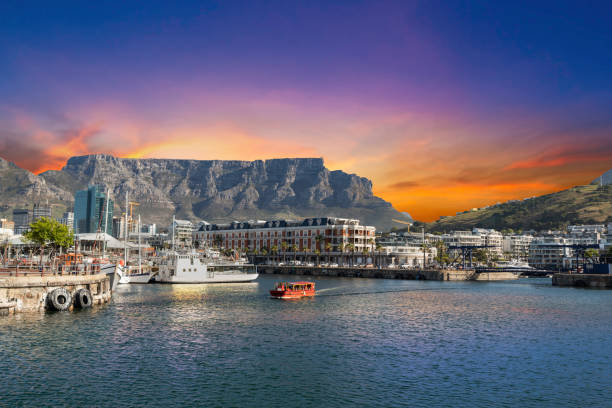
[270, 281, 316, 299]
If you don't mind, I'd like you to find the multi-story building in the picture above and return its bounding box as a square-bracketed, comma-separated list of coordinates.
[502, 234, 533, 261]
[441, 231, 482, 248]
[0, 218, 14, 233]
[473, 228, 503, 257]
[12, 208, 32, 235]
[59, 212, 74, 230]
[528, 236, 574, 270]
[74, 186, 114, 234]
[32, 203, 52, 221]
[172, 219, 194, 247]
[194, 217, 376, 254]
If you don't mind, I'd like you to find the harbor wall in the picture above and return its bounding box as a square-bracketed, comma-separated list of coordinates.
[0, 274, 112, 315]
[257, 266, 517, 281]
[552, 273, 612, 288]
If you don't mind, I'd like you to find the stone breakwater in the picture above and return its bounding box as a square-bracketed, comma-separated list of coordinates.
[0, 274, 112, 315]
[257, 265, 517, 281]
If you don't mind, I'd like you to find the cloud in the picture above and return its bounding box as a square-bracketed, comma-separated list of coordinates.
[388, 180, 420, 189]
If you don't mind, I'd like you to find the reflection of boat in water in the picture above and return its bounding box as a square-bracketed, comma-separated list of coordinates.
[270, 281, 315, 299]
[156, 252, 258, 284]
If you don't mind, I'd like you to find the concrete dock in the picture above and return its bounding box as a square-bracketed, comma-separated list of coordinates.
[0, 273, 112, 315]
[552, 273, 612, 288]
[257, 265, 517, 281]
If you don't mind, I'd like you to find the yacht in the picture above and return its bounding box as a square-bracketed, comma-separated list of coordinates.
[155, 252, 258, 284]
[118, 264, 152, 284]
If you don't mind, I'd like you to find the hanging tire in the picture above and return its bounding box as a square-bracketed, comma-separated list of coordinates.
[73, 288, 93, 309]
[46, 288, 72, 311]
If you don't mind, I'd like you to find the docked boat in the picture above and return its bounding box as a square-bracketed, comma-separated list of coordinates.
[270, 281, 315, 299]
[155, 252, 258, 283]
[118, 265, 152, 284]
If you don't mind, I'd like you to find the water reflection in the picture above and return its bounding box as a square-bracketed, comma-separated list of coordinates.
[1, 276, 611, 407]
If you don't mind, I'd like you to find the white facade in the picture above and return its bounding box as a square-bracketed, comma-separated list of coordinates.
[473, 228, 503, 257]
[528, 237, 573, 270]
[380, 244, 437, 268]
[172, 219, 194, 247]
[502, 235, 533, 261]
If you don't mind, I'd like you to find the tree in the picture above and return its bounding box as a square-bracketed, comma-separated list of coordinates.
[584, 248, 600, 263]
[314, 249, 321, 266]
[375, 243, 383, 267]
[291, 244, 298, 262]
[281, 241, 289, 263]
[325, 242, 332, 264]
[23, 217, 74, 265]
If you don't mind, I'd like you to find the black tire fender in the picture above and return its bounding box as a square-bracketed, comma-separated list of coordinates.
[47, 288, 72, 311]
[73, 288, 93, 309]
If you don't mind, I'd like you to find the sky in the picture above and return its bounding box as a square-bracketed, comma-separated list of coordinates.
[1, 0, 611, 221]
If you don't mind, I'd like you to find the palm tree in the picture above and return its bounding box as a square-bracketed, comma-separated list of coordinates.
[347, 243, 355, 266]
[375, 243, 383, 268]
[270, 245, 278, 264]
[291, 244, 298, 263]
[260, 247, 268, 264]
[280, 242, 288, 263]
[314, 249, 321, 266]
[338, 242, 345, 266]
[325, 242, 332, 264]
[315, 234, 323, 253]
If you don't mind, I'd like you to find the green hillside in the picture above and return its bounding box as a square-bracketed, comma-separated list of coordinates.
[426, 184, 612, 232]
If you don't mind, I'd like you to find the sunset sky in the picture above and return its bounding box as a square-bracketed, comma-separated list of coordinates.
[1, 1, 611, 221]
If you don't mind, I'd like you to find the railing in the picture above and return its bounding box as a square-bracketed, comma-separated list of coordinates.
[0, 263, 106, 277]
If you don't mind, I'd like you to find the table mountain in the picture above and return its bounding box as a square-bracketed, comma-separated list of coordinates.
[1, 154, 408, 230]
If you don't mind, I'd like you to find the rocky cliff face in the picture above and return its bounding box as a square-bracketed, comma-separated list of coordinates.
[0, 157, 72, 215]
[0, 154, 407, 230]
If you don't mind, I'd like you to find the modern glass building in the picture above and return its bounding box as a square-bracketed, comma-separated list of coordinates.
[73, 186, 114, 234]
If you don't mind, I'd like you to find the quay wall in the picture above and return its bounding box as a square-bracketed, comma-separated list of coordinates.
[552, 273, 612, 288]
[0, 274, 112, 315]
[257, 266, 517, 281]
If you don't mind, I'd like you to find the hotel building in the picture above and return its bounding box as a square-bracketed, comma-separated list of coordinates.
[193, 217, 376, 253]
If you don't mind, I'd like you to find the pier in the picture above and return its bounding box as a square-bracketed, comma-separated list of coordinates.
[257, 265, 517, 281]
[0, 273, 112, 315]
[552, 273, 612, 288]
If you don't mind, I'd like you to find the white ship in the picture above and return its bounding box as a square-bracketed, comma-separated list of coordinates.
[156, 252, 258, 284]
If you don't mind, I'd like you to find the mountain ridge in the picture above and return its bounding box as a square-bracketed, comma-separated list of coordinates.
[1, 154, 409, 230]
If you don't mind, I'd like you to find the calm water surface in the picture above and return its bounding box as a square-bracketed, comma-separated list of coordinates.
[1, 276, 611, 407]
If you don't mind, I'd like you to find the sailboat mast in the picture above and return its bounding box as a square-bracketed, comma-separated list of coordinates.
[138, 214, 142, 273]
[124, 191, 128, 267]
[103, 188, 109, 258]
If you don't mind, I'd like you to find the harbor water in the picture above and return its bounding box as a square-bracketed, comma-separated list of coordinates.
[1, 275, 611, 407]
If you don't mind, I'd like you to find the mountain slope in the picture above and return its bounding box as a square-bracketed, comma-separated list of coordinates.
[0, 157, 72, 218]
[426, 183, 612, 232]
[33, 154, 408, 230]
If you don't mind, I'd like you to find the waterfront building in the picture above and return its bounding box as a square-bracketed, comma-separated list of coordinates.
[12, 208, 32, 235]
[528, 236, 574, 270]
[172, 219, 194, 247]
[74, 186, 114, 234]
[194, 217, 376, 254]
[502, 234, 533, 261]
[32, 203, 52, 221]
[379, 244, 437, 268]
[473, 228, 503, 257]
[441, 231, 482, 248]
